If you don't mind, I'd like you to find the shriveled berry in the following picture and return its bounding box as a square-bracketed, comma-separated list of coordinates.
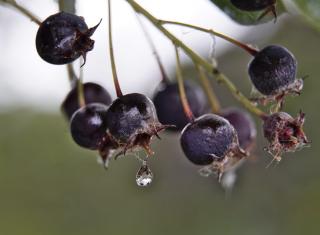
[106, 93, 168, 154]
[70, 103, 108, 150]
[221, 108, 256, 150]
[153, 81, 208, 131]
[36, 12, 100, 65]
[231, 0, 276, 11]
[62, 82, 112, 120]
[249, 45, 299, 96]
[180, 114, 239, 165]
[262, 111, 309, 162]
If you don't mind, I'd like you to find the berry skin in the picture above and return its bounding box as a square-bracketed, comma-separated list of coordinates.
[180, 114, 247, 180]
[61, 82, 112, 120]
[262, 111, 309, 162]
[36, 12, 101, 65]
[180, 114, 244, 165]
[70, 103, 109, 150]
[221, 108, 256, 150]
[153, 81, 208, 131]
[106, 93, 168, 155]
[231, 0, 276, 11]
[249, 45, 301, 96]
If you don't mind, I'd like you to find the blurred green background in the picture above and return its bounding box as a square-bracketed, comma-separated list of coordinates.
[0, 9, 320, 235]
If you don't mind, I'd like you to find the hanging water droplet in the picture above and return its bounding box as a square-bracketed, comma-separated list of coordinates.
[136, 161, 153, 187]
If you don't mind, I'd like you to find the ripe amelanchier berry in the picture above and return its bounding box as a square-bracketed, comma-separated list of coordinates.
[221, 108, 256, 151]
[262, 111, 309, 162]
[249, 45, 303, 107]
[106, 93, 169, 155]
[62, 82, 112, 120]
[36, 12, 101, 65]
[180, 114, 247, 180]
[70, 103, 109, 150]
[153, 80, 208, 131]
[230, 0, 277, 20]
[70, 103, 118, 167]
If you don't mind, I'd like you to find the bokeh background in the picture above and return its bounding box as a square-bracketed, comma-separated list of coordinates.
[0, 0, 319, 235]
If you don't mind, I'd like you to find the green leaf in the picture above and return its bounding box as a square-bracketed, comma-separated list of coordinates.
[290, 0, 320, 31]
[209, 0, 286, 25]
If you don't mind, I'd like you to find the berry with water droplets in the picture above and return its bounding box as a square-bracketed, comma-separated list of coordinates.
[70, 103, 109, 150]
[153, 80, 208, 131]
[221, 108, 256, 150]
[262, 111, 309, 162]
[249, 45, 302, 97]
[36, 12, 101, 65]
[106, 93, 168, 155]
[62, 82, 112, 120]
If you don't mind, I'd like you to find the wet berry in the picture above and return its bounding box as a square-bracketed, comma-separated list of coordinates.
[262, 111, 309, 162]
[106, 93, 168, 154]
[62, 82, 112, 120]
[249, 45, 300, 96]
[153, 80, 208, 131]
[36, 12, 101, 65]
[70, 103, 108, 150]
[231, 0, 276, 11]
[180, 114, 240, 165]
[221, 108, 256, 150]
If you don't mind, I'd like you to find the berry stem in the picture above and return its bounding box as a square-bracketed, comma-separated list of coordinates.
[195, 64, 221, 113]
[126, 0, 266, 118]
[158, 20, 259, 56]
[175, 47, 195, 122]
[77, 60, 86, 107]
[135, 14, 170, 84]
[108, 0, 123, 97]
[66, 64, 78, 88]
[2, 0, 41, 25]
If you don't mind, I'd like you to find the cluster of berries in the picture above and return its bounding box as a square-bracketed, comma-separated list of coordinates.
[32, 0, 309, 187]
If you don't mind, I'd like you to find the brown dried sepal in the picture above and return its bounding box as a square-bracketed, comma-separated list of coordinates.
[262, 111, 309, 163]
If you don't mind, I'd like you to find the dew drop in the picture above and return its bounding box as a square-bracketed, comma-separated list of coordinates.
[136, 161, 153, 187]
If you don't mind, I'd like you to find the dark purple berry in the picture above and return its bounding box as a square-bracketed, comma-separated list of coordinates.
[153, 81, 208, 131]
[180, 114, 239, 165]
[231, 0, 276, 11]
[106, 93, 168, 154]
[249, 45, 298, 96]
[262, 111, 309, 161]
[36, 12, 100, 65]
[70, 103, 108, 150]
[221, 108, 256, 150]
[61, 82, 112, 120]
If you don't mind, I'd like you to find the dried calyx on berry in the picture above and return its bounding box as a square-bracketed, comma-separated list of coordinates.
[230, 0, 277, 21]
[249, 45, 303, 108]
[106, 93, 169, 156]
[36, 12, 101, 65]
[61, 82, 112, 120]
[153, 80, 208, 131]
[70, 103, 118, 168]
[262, 111, 309, 162]
[180, 114, 248, 181]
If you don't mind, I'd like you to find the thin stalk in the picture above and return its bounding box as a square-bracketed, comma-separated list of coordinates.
[126, 0, 265, 118]
[135, 14, 170, 84]
[175, 47, 195, 122]
[108, 0, 123, 97]
[4, 0, 41, 25]
[77, 61, 86, 107]
[195, 65, 221, 113]
[158, 20, 259, 56]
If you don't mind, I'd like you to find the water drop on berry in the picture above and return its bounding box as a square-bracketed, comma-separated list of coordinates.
[136, 161, 153, 187]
